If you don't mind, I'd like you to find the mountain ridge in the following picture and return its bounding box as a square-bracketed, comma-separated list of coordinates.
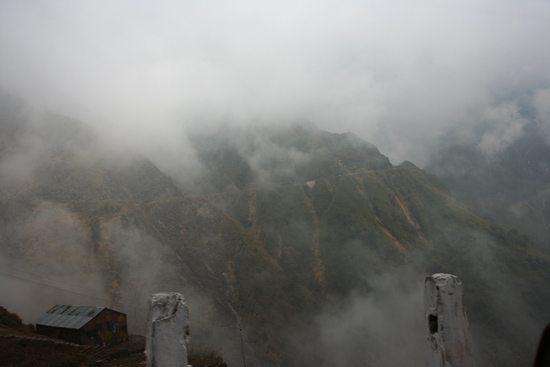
[1, 106, 549, 366]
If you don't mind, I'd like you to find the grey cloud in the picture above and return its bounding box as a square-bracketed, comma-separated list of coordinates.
[476, 101, 529, 158]
[289, 266, 425, 367]
[1, 0, 549, 168]
[534, 88, 550, 142]
[0, 202, 107, 323]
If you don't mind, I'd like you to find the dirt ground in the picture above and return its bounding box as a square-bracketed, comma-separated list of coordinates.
[0, 326, 146, 367]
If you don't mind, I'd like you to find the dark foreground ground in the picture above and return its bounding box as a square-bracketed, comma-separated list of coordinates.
[0, 306, 225, 367]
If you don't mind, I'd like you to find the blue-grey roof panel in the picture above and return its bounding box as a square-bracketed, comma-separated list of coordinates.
[34, 304, 105, 330]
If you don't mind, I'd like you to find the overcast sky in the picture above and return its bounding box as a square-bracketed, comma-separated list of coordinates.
[1, 0, 549, 165]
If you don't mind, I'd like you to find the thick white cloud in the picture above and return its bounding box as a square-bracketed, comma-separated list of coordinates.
[1, 0, 549, 165]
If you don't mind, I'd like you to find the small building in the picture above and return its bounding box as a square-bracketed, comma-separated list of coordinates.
[34, 304, 128, 345]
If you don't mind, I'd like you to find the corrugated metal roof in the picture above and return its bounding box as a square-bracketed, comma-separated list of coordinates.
[34, 304, 106, 330]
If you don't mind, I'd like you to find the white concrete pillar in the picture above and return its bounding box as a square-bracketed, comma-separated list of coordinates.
[146, 293, 190, 367]
[425, 274, 474, 367]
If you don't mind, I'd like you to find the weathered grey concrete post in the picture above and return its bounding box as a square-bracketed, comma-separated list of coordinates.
[424, 274, 474, 367]
[146, 293, 190, 367]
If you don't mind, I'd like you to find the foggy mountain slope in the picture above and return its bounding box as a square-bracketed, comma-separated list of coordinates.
[0, 110, 181, 202]
[1, 109, 550, 367]
[0, 110, 316, 367]
[188, 122, 391, 194]
[0, 195, 302, 367]
[427, 121, 550, 245]
[189, 125, 550, 366]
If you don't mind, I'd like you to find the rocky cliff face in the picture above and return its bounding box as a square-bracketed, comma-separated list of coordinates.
[1, 107, 550, 367]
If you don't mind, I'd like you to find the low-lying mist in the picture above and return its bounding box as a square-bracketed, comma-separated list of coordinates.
[288, 266, 425, 367]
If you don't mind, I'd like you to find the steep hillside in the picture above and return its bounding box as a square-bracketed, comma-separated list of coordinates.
[191, 124, 550, 366]
[0, 157, 304, 367]
[1, 108, 549, 367]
